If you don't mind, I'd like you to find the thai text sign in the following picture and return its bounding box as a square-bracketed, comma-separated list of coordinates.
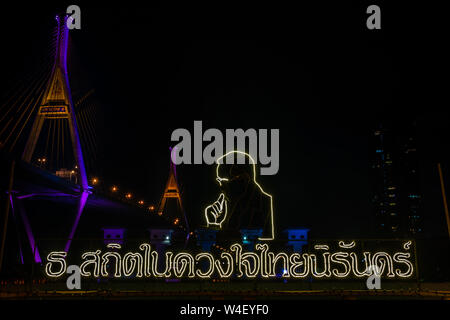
[44, 240, 415, 280]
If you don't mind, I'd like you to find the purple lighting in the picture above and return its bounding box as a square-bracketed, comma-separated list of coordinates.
[9, 195, 23, 264]
[57, 16, 88, 190]
[61, 15, 69, 75]
[15, 195, 41, 263]
[65, 190, 89, 253]
[52, 14, 90, 253]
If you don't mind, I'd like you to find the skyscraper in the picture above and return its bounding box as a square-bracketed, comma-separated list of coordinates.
[371, 121, 423, 237]
[398, 131, 423, 235]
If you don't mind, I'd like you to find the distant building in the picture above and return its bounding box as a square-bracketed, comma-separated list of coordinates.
[371, 122, 423, 237]
[55, 168, 78, 183]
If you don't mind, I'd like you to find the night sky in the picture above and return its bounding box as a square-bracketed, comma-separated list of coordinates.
[1, 1, 448, 238]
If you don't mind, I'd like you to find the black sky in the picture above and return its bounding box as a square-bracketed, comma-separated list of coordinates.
[1, 1, 449, 238]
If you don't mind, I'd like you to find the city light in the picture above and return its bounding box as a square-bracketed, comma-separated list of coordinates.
[92, 178, 98, 185]
[125, 193, 132, 199]
[148, 205, 155, 211]
[138, 200, 144, 205]
[36, 157, 47, 169]
[112, 186, 118, 192]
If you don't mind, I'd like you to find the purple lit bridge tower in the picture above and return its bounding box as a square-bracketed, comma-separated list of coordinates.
[21, 15, 89, 255]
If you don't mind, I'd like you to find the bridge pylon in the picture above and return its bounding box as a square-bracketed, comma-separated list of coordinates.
[21, 14, 89, 253]
[157, 148, 189, 232]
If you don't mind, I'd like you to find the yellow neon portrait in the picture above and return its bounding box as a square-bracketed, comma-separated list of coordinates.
[204, 150, 275, 240]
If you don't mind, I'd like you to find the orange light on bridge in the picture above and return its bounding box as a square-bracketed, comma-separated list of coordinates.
[173, 218, 180, 225]
[148, 205, 155, 211]
[138, 200, 144, 205]
[92, 178, 98, 185]
[112, 186, 118, 192]
[125, 193, 132, 199]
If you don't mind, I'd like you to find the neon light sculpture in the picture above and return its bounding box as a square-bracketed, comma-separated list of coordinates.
[204, 151, 275, 240]
[44, 241, 415, 280]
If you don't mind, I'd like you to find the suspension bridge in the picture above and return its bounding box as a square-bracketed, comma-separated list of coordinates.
[0, 14, 188, 272]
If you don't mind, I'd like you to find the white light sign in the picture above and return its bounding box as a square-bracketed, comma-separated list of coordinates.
[44, 241, 415, 280]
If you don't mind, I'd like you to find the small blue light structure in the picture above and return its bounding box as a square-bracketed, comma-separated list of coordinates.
[283, 228, 309, 253]
[147, 228, 174, 271]
[195, 228, 218, 251]
[240, 229, 263, 250]
[102, 227, 125, 246]
[148, 228, 174, 246]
